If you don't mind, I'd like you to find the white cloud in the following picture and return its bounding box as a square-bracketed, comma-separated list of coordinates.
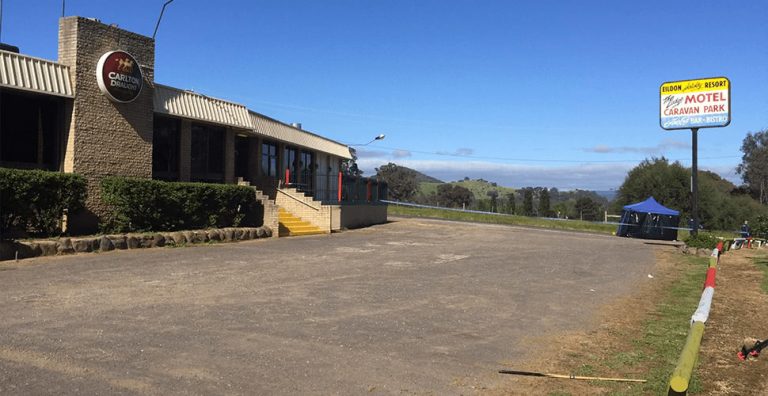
[392, 149, 412, 158]
[584, 139, 690, 155]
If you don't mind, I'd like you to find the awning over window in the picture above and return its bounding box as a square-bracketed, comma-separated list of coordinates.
[154, 84, 252, 130]
[250, 111, 352, 159]
[0, 50, 73, 97]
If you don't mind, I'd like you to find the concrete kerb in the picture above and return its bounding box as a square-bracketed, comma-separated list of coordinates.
[0, 225, 273, 262]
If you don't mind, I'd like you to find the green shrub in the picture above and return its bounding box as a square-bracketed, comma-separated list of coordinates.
[684, 232, 720, 249]
[0, 167, 87, 239]
[101, 177, 260, 233]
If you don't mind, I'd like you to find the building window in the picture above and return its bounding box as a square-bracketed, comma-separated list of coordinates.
[261, 141, 277, 178]
[0, 90, 60, 170]
[152, 116, 180, 181]
[234, 135, 250, 180]
[283, 146, 297, 182]
[191, 123, 225, 183]
[299, 150, 315, 194]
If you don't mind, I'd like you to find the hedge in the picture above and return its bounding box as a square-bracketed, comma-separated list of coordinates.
[684, 232, 720, 250]
[0, 167, 87, 239]
[101, 177, 260, 233]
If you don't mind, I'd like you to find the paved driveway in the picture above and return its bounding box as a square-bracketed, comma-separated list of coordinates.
[0, 217, 655, 395]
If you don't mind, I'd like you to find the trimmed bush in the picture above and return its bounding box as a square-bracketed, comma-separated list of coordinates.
[0, 168, 87, 239]
[684, 232, 720, 250]
[101, 177, 260, 233]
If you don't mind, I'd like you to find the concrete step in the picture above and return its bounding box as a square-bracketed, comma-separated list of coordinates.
[277, 207, 324, 237]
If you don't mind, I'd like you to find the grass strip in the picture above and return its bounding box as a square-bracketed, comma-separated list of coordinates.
[546, 255, 709, 396]
[752, 252, 768, 293]
[388, 205, 617, 235]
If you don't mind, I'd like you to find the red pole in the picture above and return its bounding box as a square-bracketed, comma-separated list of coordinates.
[337, 172, 342, 202]
[716, 241, 723, 253]
[285, 169, 290, 185]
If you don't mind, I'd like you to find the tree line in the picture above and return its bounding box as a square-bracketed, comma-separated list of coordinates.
[371, 128, 768, 232]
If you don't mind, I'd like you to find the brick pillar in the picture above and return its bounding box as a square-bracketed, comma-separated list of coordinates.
[224, 129, 235, 184]
[179, 119, 191, 182]
[58, 16, 155, 234]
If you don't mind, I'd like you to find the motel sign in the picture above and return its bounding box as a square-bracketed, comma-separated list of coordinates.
[660, 77, 730, 130]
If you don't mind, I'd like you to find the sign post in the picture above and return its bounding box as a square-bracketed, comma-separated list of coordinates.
[660, 77, 730, 235]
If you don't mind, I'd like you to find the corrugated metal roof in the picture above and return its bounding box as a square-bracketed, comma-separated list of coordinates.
[0, 50, 73, 97]
[249, 111, 352, 159]
[154, 84, 351, 159]
[154, 84, 252, 130]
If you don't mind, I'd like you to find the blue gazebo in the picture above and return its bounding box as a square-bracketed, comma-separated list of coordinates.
[616, 197, 680, 240]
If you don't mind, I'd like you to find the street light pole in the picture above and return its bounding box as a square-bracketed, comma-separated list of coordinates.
[349, 134, 386, 146]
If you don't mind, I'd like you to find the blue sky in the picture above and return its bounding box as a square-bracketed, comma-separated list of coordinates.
[5, 1, 766, 190]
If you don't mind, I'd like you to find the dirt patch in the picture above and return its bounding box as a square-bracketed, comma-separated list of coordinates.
[487, 247, 768, 396]
[487, 246, 683, 395]
[696, 249, 768, 395]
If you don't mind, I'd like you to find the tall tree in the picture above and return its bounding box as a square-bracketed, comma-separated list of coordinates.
[575, 197, 599, 221]
[436, 184, 473, 208]
[615, 157, 689, 214]
[375, 163, 418, 202]
[486, 190, 499, 212]
[538, 188, 551, 217]
[522, 188, 534, 216]
[505, 192, 516, 214]
[737, 129, 768, 204]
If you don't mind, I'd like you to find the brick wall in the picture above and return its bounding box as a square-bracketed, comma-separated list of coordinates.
[58, 17, 155, 233]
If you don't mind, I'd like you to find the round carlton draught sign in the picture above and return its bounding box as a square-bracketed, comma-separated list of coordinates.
[96, 50, 143, 103]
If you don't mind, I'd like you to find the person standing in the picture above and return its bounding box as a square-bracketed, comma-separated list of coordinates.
[741, 221, 751, 238]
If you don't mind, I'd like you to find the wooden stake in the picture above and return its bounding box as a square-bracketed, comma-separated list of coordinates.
[499, 369, 646, 383]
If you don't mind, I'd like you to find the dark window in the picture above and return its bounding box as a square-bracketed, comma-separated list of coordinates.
[152, 116, 180, 181]
[0, 90, 61, 170]
[261, 141, 277, 178]
[234, 135, 250, 180]
[299, 150, 315, 194]
[284, 146, 297, 182]
[191, 123, 225, 183]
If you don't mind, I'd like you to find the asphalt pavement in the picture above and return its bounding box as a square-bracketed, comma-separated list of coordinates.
[0, 217, 655, 395]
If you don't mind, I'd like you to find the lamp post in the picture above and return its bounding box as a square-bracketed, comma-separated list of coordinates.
[350, 134, 385, 146]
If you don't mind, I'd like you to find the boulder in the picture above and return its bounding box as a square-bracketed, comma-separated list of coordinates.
[208, 229, 221, 242]
[182, 231, 195, 244]
[223, 229, 235, 242]
[38, 241, 59, 256]
[170, 232, 186, 245]
[152, 234, 166, 247]
[126, 236, 141, 249]
[56, 238, 74, 254]
[140, 235, 154, 248]
[72, 239, 93, 253]
[109, 235, 127, 250]
[248, 228, 258, 239]
[99, 236, 114, 251]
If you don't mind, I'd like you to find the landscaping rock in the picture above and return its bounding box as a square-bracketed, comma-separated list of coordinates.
[140, 235, 154, 248]
[256, 228, 267, 238]
[248, 228, 258, 239]
[126, 236, 141, 249]
[171, 232, 186, 245]
[109, 236, 127, 250]
[235, 229, 246, 241]
[56, 238, 74, 254]
[182, 231, 195, 244]
[72, 239, 93, 253]
[39, 241, 59, 256]
[99, 236, 114, 252]
[152, 234, 166, 247]
[208, 229, 221, 242]
[223, 229, 235, 242]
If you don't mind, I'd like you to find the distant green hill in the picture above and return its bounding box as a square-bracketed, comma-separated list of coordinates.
[412, 170, 443, 184]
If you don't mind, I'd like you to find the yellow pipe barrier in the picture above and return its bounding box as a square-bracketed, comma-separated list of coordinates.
[669, 321, 706, 394]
